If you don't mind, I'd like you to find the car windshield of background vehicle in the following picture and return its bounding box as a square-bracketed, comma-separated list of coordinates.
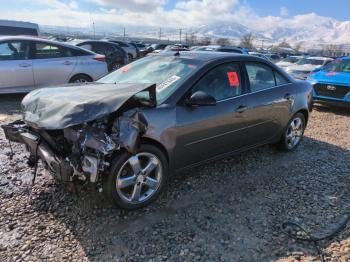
[323, 60, 350, 73]
[98, 56, 199, 104]
[297, 58, 324, 66]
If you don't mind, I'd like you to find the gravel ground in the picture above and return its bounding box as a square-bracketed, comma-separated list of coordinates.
[1, 94, 350, 261]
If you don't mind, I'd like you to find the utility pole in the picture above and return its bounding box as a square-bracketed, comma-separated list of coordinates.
[159, 27, 162, 41]
[185, 32, 188, 44]
[123, 28, 126, 41]
[179, 28, 182, 43]
[92, 20, 95, 40]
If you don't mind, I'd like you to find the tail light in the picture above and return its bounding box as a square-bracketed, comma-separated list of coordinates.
[93, 55, 105, 62]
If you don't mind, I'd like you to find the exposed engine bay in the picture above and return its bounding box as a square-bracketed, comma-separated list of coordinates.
[1, 83, 156, 187]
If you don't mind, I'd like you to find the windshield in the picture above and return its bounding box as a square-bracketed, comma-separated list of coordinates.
[323, 60, 350, 73]
[98, 56, 199, 104]
[283, 56, 300, 63]
[297, 58, 324, 66]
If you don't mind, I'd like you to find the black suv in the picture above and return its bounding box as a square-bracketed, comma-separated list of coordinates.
[74, 40, 128, 72]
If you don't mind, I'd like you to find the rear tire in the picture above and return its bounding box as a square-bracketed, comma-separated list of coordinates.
[69, 74, 92, 83]
[109, 62, 123, 72]
[103, 144, 168, 210]
[128, 54, 133, 61]
[278, 113, 306, 151]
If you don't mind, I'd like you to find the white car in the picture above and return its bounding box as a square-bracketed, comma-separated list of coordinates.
[0, 36, 108, 94]
[276, 56, 303, 69]
[285, 57, 333, 80]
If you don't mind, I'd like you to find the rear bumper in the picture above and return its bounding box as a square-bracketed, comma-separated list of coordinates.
[1, 120, 72, 181]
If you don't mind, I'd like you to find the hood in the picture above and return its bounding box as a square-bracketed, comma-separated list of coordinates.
[22, 83, 156, 130]
[308, 71, 350, 86]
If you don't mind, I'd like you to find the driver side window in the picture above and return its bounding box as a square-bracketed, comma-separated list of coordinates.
[192, 63, 242, 101]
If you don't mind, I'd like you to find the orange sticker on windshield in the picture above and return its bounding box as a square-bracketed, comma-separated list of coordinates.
[227, 72, 239, 87]
[121, 64, 132, 72]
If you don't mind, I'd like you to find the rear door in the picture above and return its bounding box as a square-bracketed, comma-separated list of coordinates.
[0, 40, 34, 92]
[32, 41, 77, 87]
[242, 62, 293, 145]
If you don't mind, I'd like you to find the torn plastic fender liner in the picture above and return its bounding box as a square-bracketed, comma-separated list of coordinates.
[21, 83, 156, 130]
[113, 110, 148, 154]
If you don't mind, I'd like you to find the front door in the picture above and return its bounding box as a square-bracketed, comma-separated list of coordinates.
[175, 62, 251, 168]
[0, 40, 34, 92]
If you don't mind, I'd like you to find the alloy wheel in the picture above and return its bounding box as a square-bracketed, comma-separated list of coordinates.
[285, 116, 304, 149]
[116, 152, 162, 204]
[73, 78, 88, 83]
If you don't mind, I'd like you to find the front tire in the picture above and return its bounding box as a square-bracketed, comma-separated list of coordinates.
[278, 113, 306, 151]
[103, 144, 168, 210]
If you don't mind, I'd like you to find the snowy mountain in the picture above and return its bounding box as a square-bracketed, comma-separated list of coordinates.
[41, 18, 350, 47]
[189, 19, 350, 46]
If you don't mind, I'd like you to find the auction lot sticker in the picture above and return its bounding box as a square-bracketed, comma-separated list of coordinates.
[157, 75, 181, 91]
[227, 71, 240, 87]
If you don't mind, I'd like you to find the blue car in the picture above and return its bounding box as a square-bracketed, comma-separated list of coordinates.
[308, 57, 350, 107]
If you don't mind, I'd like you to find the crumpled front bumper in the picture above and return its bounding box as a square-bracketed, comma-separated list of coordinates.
[1, 120, 72, 181]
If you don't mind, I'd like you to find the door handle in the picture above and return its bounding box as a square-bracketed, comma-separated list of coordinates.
[284, 93, 293, 100]
[63, 61, 72, 65]
[19, 63, 31, 68]
[236, 105, 248, 113]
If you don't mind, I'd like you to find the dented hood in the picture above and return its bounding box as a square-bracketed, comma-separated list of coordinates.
[22, 83, 156, 130]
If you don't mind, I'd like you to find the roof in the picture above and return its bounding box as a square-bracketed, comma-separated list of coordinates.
[0, 36, 95, 53]
[155, 51, 256, 62]
[0, 20, 39, 29]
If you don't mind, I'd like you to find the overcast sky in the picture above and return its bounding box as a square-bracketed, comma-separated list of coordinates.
[0, 0, 349, 30]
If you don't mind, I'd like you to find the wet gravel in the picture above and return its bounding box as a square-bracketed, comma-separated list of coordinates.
[1, 95, 350, 261]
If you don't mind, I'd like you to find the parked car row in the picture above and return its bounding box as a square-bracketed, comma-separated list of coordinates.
[0, 36, 108, 93]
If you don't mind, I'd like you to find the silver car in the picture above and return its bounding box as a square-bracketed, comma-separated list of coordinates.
[0, 36, 108, 94]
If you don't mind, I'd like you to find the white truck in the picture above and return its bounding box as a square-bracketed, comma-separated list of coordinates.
[0, 20, 40, 36]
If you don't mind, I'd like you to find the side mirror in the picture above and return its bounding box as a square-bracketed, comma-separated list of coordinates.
[185, 91, 216, 107]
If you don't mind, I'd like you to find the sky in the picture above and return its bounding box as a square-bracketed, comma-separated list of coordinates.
[0, 0, 349, 31]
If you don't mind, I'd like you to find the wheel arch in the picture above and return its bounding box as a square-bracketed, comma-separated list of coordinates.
[69, 73, 93, 83]
[296, 108, 309, 127]
[140, 137, 169, 164]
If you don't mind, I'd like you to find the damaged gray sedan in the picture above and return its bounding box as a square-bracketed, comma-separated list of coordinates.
[2, 52, 312, 209]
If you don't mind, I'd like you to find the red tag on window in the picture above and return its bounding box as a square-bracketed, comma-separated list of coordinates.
[227, 72, 239, 87]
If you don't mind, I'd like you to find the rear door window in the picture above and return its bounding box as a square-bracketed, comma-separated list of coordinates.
[192, 63, 242, 101]
[34, 42, 73, 59]
[0, 41, 30, 60]
[246, 63, 275, 92]
[275, 71, 289, 86]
